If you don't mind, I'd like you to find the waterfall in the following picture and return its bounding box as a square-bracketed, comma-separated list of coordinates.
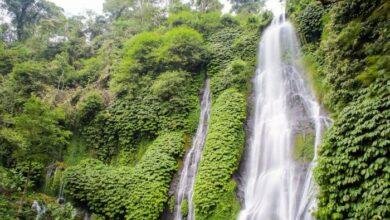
[174, 80, 211, 220]
[239, 0, 329, 219]
[31, 200, 46, 220]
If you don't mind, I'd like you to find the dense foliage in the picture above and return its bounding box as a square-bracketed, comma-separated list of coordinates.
[289, 0, 389, 218]
[190, 12, 270, 219]
[0, 0, 387, 219]
[64, 132, 185, 219]
[194, 89, 246, 219]
[315, 80, 389, 219]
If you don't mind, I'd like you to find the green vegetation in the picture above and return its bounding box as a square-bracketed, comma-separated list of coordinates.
[293, 133, 315, 162]
[191, 11, 270, 219]
[0, 0, 272, 218]
[181, 199, 189, 217]
[0, 0, 387, 219]
[194, 89, 246, 219]
[315, 80, 389, 219]
[289, 0, 389, 218]
[65, 132, 184, 219]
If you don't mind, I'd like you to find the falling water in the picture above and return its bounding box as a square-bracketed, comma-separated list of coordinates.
[32, 200, 46, 220]
[239, 0, 329, 219]
[174, 80, 211, 220]
[57, 179, 65, 204]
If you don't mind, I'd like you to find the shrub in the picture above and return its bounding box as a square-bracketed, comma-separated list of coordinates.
[158, 27, 207, 72]
[126, 132, 184, 219]
[110, 32, 162, 94]
[122, 32, 162, 75]
[207, 27, 242, 76]
[77, 91, 104, 125]
[151, 71, 188, 100]
[167, 11, 199, 28]
[211, 59, 251, 96]
[296, 2, 324, 43]
[194, 88, 246, 219]
[9, 61, 46, 96]
[64, 132, 185, 219]
[315, 79, 390, 219]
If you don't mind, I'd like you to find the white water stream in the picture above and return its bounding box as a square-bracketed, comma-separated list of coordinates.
[174, 80, 211, 220]
[239, 0, 329, 219]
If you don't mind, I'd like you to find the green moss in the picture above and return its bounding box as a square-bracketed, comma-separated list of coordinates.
[203, 180, 241, 220]
[181, 199, 189, 217]
[114, 139, 152, 166]
[293, 132, 315, 163]
[64, 136, 88, 166]
[300, 50, 328, 104]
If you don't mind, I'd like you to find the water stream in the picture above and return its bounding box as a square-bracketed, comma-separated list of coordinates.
[174, 80, 211, 220]
[31, 200, 46, 220]
[239, 1, 329, 219]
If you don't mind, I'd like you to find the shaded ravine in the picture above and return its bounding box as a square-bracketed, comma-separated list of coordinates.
[238, 0, 329, 219]
[173, 80, 211, 220]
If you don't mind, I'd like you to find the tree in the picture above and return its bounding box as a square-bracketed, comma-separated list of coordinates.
[103, 0, 134, 19]
[192, 0, 222, 12]
[1, 0, 64, 40]
[0, 96, 71, 164]
[0, 96, 71, 216]
[230, 0, 263, 13]
[158, 26, 207, 72]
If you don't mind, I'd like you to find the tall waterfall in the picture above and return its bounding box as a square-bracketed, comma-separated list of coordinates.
[239, 0, 329, 219]
[174, 80, 211, 220]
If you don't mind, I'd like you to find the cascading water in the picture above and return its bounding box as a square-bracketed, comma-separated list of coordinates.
[32, 200, 46, 220]
[239, 0, 329, 219]
[174, 80, 211, 220]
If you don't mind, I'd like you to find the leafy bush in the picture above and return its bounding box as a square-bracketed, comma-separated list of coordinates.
[167, 11, 199, 28]
[290, 0, 389, 112]
[110, 27, 206, 96]
[158, 26, 207, 72]
[0, 96, 71, 165]
[64, 132, 185, 219]
[181, 199, 189, 217]
[315, 79, 389, 219]
[232, 30, 260, 66]
[0, 166, 24, 193]
[151, 71, 188, 100]
[84, 72, 200, 161]
[332, 0, 382, 26]
[288, 1, 390, 218]
[66, 56, 104, 87]
[211, 59, 252, 96]
[82, 111, 120, 161]
[207, 27, 242, 76]
[125, 132, 184, 219]
[194, 89, 246, 219]
[65, 159, 132, 218]
[0, 194, 15, 219]
[220, 14, 240, 27]
[14, 162, 44, 190]
[110, 32, 162, 94]
[296, 2, 324, 43]
[8, 61, 47, 96]
[77, 90, 104, 125]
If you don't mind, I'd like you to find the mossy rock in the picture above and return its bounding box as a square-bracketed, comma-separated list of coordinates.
[293, 132, 315, 162]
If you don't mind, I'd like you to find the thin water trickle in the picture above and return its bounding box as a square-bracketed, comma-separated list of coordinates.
[32, 200, 46, 220]
[174, 80, 211, 220]
[239, 0, 329, 219]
